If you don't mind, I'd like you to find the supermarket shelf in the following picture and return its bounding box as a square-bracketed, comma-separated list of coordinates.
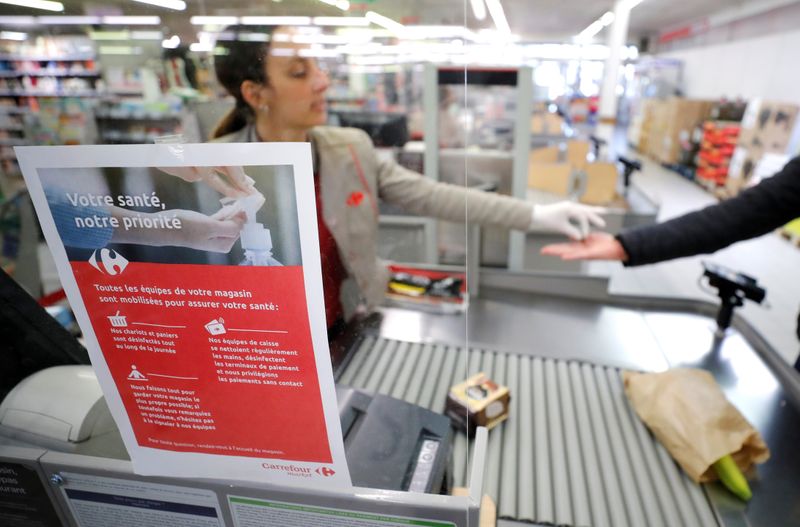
[0, 125, 24, 131]
[0, 107, 30, 114]
[96, 113, 181, 121]
[0, 55, 95, 61]
[0, 138, 27, 146]
[0, 70, 101, 78]
[0, 90, 99, 97]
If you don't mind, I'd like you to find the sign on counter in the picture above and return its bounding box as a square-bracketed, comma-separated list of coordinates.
[16, 143, 350, 489]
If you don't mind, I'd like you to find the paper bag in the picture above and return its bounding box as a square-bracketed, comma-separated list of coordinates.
[623, 368, 770, 483]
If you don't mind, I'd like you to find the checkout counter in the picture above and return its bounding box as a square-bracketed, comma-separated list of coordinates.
[1, 65, 798, 527]
[2, 260, 799, 527]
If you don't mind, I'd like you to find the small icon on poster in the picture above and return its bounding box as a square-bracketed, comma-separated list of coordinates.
[89, 248, 129, 276]
[127, 365, 147, 381]
[108, 310, 128, 327]
[205, 318, 226, 335]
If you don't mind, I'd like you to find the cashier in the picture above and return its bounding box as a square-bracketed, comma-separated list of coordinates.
[211, 25, 606, 331]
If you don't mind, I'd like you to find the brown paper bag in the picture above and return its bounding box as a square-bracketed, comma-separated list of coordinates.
[623, 368, 770, 483]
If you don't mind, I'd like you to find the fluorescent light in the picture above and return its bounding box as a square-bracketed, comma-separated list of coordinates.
[102, 16, 161, 25]
[470, 0, 486, 21]
[365, 11, 405, 36]
[298, 47, 341, 58]
[599, 11, 616, 26]
[0, 31, 27, 41]
[484, 0, 510, 34]
[313, 16, 369, 26]
[39, 16, 99, 24]
[577, 20, 605, 42]
[162, 35, 180, 49]
[240, 16, 311, 25]
[402, 25, 474, 40]
[576, 10, 617, 42]
[131, 30, 163, 40]
[190, 16, 238, 26]
[318, 0, 349, 10]
[131, 0, 185, 11]
[0, 16, 37, 25]
[0, 0, 62, 11]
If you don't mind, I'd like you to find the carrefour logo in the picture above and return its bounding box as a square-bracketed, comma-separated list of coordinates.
[315, 467, 336, 477]
[89, 248, 129, 276]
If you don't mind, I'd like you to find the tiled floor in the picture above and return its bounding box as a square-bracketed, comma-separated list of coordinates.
[594, 156, 800, 365]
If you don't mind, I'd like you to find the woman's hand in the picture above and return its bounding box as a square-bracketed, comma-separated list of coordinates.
[531, 202, 607, 240]
[157, 166, 256, 198]
[540, 232, 629, 261]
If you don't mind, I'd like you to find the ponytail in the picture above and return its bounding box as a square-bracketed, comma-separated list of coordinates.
[211, 104, 251, 139]
[211, 25, 277, 139]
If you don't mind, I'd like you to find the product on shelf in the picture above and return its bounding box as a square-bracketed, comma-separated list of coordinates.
[695, 121, 741, 188]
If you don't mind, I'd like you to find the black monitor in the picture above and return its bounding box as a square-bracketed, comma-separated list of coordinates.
[331, 110, 409, 147]
[0, 268, 89, 403]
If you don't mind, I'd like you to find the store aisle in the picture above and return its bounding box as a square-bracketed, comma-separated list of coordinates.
[603, 157, 800, 365]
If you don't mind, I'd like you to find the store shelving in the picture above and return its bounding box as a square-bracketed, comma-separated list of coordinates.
[94, 100, 185, 145]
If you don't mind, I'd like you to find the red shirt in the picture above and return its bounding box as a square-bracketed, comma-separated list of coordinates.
[314, 173, 347, 329]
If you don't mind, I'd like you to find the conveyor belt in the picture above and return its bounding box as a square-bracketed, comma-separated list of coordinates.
[336, 335, 720, 527]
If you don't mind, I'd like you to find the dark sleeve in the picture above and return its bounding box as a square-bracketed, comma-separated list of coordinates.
[617, 156, 800, 266]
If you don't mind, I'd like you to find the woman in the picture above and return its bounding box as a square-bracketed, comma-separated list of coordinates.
[212, 25, 606, 330]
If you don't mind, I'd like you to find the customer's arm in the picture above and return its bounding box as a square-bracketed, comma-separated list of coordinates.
[619, 156, 800, 265]
[541, 156, 800, 265]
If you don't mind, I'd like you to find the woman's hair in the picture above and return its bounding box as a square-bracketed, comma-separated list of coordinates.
[211, 25, 277, 139]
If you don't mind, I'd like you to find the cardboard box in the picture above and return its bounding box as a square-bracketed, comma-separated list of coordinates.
[529, 145, 559, 163]
[528, 162, 572, 195]
[567, 140, 590, 170]
[446, 373, 510, 435]
[649, 98, 715, 164]
[581, 162, 618, 205]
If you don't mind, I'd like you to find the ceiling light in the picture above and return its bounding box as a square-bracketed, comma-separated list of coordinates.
[470, 0, 486, 21]
[313, 16, 369, 26]
[0, 0, 62, 11]
[131, 0, 185, 11]
[102, 16, 161, 25]
[38, 16, 100, 24]
[190, 16, 238, 26]
[599, 11, 616, 26]
[365, 11, 405, 36]
[162, 35, 180, 49]
[484, 0, 510, 34]
[0, 16, 37, 25]
[0, 31, 27, 41]
[318, 0, 349, 10]
[240, 16, 311, 25]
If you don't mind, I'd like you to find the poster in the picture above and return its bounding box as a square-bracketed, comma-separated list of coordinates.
[16, 143, 351, 489]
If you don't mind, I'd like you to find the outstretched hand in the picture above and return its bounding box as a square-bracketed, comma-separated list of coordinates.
[531, 202, 607, 240]
[540, 232, 629, 262]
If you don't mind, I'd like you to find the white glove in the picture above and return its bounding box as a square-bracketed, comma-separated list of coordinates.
[530, 202, 607, 240]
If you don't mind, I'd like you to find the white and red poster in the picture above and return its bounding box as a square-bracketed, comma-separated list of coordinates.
[16, 143, 351, 489]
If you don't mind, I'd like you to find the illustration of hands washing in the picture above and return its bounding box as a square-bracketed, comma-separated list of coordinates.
[162, 165, 283, 266]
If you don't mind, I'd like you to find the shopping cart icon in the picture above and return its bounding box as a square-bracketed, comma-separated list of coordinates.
[205, 318, 226, 335]
[108, 311, 128, 328]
